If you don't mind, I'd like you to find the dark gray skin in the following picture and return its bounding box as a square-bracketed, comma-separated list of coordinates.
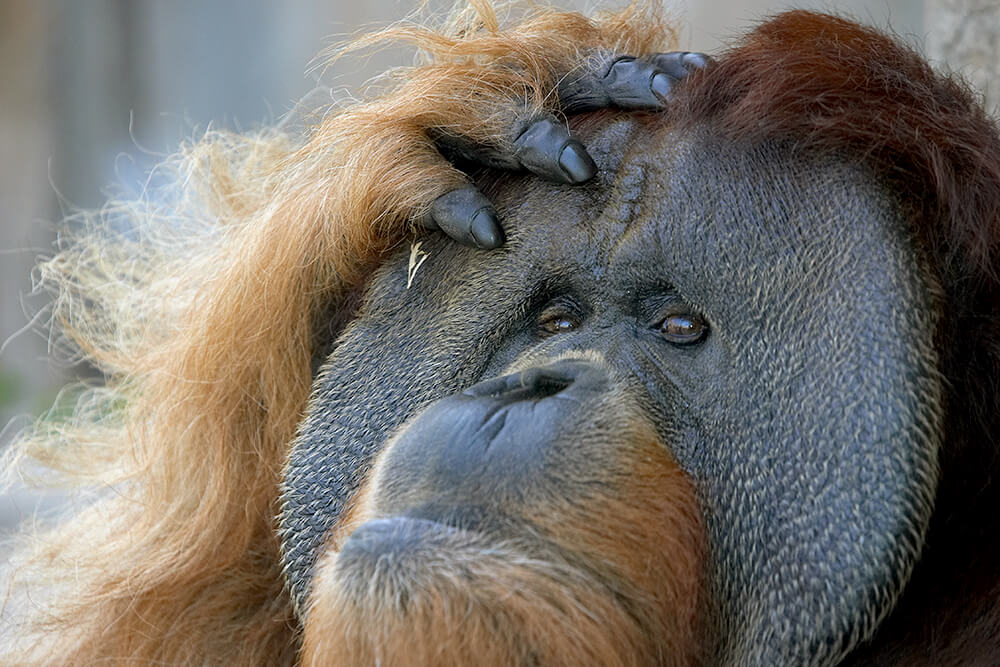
[280, 115, 943, 664]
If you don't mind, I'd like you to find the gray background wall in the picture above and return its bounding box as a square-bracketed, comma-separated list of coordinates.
[1, 1, 997, 526]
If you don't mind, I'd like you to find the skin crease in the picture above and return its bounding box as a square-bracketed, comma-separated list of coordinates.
[281, 113, 943, 665]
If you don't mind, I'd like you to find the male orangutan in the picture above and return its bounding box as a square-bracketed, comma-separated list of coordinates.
[3, 2, 999, 665]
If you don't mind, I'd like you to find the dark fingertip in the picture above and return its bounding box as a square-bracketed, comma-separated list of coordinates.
[558, 142, 597, 183]
[683, 52, 711, 69]
[470, 209, 503, 249]
[427, 185, 504, 248]
[651, 51, 712, 79]
[651, 72, 673, 102]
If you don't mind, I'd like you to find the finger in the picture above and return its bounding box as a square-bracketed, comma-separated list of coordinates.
[423, 52, 712, 248]
[602, 56, 672, 108]
[650, 51, 712, 80]
[512, 115, 597, 184]
[559, 51, 712, 114]
[422, 185, 504, 249]
[558, 54, 666, 113]
[432, 113, 597, 185]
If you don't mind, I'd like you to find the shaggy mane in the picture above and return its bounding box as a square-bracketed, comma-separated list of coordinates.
[1, 2, 673, 663]
[8, 3, 999, 664]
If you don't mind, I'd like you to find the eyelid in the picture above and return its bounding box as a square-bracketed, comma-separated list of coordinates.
[537, 293, 583, 317]
[642, 295, 691, 325]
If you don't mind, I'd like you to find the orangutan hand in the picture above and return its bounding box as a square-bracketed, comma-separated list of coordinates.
[423, 51, 711, 248]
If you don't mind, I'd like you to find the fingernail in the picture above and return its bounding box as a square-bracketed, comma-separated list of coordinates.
[683, 52, 710, 69]
[558, 142, 597, 183]
[470, 209, 503, 249]
[651, 73, 673, 102]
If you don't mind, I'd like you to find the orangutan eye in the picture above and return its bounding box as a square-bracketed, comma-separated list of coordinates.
[656, 312, 708, 345]
[537, 312, 580, 336]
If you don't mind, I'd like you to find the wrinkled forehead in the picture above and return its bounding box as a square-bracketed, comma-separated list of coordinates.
[489, 118, 914, 310]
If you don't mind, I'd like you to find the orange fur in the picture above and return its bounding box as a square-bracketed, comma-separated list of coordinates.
[1, 2, 675, 664]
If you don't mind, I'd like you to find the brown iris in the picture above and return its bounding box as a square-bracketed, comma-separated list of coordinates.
[657, 313, 708, 344]
[539, 314, 579, 336]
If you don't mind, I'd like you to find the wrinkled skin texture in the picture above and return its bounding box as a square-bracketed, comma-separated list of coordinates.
[280, 115, 943, 665]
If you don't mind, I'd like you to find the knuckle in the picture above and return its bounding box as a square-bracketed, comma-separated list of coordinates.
[604, 56, 661, 108]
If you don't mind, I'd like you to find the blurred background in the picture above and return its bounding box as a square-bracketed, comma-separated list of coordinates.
[0, 0, 997, 528]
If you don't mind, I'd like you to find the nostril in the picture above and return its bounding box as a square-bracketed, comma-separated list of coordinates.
[486, 371, 573, 406]
[525, 373, 573, 399]
[463, 360, 606, 403]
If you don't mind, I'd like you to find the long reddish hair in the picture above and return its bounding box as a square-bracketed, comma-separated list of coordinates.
[0, 3, 674, 663]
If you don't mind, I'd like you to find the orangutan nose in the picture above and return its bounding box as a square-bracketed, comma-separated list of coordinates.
[461, 359, 606, 405]
[371, 359, 609, 516]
